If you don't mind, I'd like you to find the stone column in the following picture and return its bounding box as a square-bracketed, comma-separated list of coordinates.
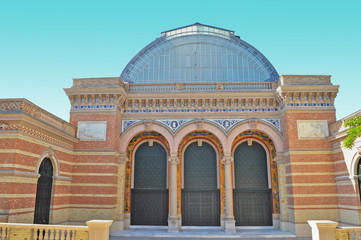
[223, 155, 236, 233]
[276, 152, 289, 232]
[168, 153, 180, 232]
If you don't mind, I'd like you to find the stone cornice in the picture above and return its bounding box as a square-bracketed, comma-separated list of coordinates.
[0, 98, 76, 136]
[0, 113, 78, 147]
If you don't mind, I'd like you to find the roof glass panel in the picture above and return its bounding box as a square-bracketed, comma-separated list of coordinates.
[121, 23, 278, 84]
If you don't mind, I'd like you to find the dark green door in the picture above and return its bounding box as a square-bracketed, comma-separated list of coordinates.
[233, 141, 272, 226]
[131, 142, 168, 225]
[182, 142, 220, 226]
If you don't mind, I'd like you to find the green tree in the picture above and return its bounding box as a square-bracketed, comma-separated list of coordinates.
[344, 115, 361, 149]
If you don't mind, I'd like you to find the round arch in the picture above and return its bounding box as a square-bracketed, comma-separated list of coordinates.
[226, 120, 284, 154]
[36, 148, 60, 177]
[232, 138, 272, 189]
[120, 121, 174, 153]
[173, 121, 227, 153]
[230, 130, 280, 217]
[124, 131, 170, 216]
[130, 139, 170, 189]
[180, 138, 221, 189]
[176, 130, 226, 220]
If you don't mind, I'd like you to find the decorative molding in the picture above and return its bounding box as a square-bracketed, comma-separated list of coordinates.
[0, 99, 76, 136]
[123, 107, 279, 114]
[53, 176, 73, 182]
[0, 170, 40, 179]
[121, 118, 282, 133]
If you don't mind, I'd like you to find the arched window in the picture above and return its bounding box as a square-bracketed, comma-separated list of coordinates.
[34, 158, 53, 224]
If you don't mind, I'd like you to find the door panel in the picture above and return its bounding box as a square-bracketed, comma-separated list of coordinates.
[233, 141, 272, 226]
[182, 142, 220, 226]
[131, 142, 168, 225]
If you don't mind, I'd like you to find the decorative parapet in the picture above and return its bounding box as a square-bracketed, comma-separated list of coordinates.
[276, 75, 339, 111]
[279, 75, 332, 85]
[330, 109, 361, 135]
[127, 81, 276, 93]
[0, 98, 76, 137]
[0, 222, 89, 240]
[72, 77, 124, 88]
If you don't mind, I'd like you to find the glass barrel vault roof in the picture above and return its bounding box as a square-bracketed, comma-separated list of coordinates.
[120, 23, 279, 84]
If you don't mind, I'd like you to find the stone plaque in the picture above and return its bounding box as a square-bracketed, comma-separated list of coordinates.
[77, 121, 107, 141]
[297, 120, 329, 139]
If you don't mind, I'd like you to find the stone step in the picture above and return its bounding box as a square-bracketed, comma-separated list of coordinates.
[110, 226, 311, 240]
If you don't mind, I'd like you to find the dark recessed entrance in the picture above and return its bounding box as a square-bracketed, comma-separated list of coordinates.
[233, 141, 272, 226]
[34, 158, 53, 224]
[182, 141, 220, 226]
[131, 142, 168, 225]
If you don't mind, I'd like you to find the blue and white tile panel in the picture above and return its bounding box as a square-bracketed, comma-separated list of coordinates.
[122, 118, 281, 133]
[72, 105, 116, 110]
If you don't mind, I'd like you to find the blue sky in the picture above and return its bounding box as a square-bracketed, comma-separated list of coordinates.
[1, 0, 360, 120]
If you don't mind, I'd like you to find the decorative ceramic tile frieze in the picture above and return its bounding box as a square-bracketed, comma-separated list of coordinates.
[121, 120, 142, 132]
[208, 119, 244, 132]
[123, 108, 278, 113]
[262, 119, 281, 132]
[122, 118, 281, 133]
[157, 119, 193, 133]
[287, 103, 333, 107]
[72, 104, 116, 110]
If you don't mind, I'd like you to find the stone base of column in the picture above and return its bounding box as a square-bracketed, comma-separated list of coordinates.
[168, 218, 181, 232]
[224, 219, 236, 233]
[124, 213, 130, 229]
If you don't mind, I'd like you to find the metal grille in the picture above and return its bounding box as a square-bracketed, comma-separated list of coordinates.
[34, 158, 53, 224]
[132, 142, 168, 225]
[182, 142, 220, 226]
[131, 189, 168, 225]
[184, 142, 217, 190]
[233, 141, 272, 226]
[134, 142, 167, 189]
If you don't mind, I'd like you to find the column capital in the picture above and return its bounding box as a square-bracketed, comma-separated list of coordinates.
[222, 155, 233, 165]
[168, 153, 179, 165]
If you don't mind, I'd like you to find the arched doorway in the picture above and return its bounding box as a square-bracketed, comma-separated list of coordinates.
[131, 141, 168, 225]
[34, 158, 53, 224]
[182, 141, 220, 226]
[233, 141, 272, 226]
[357, 158, 361, 201]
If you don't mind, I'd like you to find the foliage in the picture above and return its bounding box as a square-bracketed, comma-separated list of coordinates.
[344, 115, 361, 149]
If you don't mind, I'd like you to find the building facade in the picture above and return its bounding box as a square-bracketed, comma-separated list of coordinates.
[0, 23, 360, 237]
